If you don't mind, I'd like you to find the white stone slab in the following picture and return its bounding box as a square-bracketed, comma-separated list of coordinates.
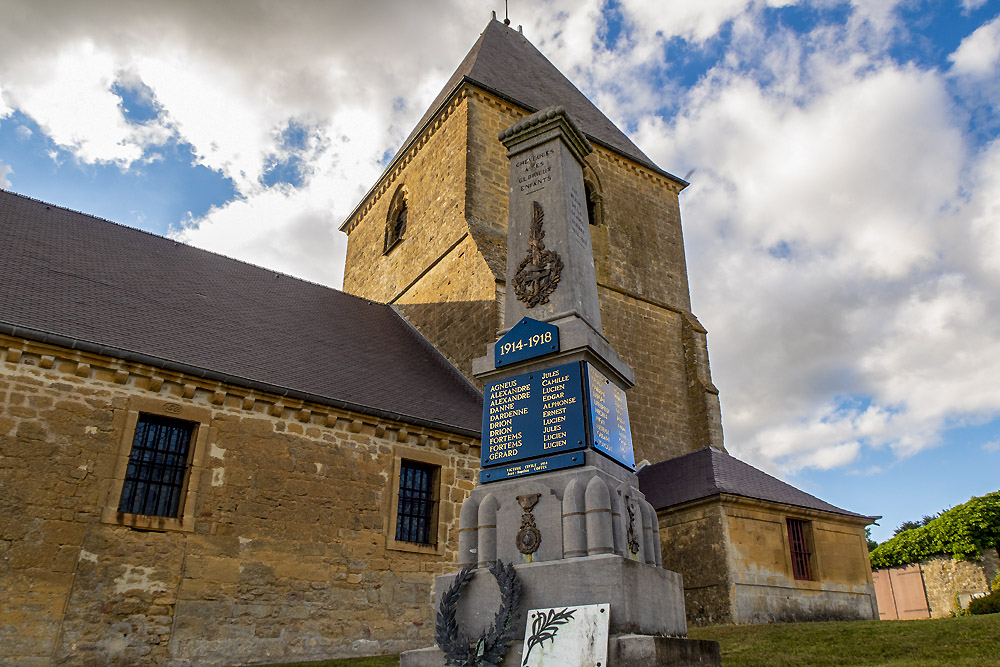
[520, 602, 609, 667]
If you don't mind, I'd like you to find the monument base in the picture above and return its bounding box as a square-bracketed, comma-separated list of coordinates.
[435, 554, 686, 638]
[400, 634, 721, 666]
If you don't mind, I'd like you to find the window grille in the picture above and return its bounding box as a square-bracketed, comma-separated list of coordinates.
[787, 518, 812, 580]
[395, 460, 437, 544]
[118, 414, 194, 518]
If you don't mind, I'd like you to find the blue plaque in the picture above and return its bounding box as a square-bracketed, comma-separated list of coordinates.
[482, 361, 587, 473]
[480, 451, 585, 483]
[585, 364, 635, 470]
[495, 317, 559, 367]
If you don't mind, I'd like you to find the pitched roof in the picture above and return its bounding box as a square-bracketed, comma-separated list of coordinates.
[402, 18, 676, 179]
[0, 189, 483, 435]
[638, 447, 874, 520]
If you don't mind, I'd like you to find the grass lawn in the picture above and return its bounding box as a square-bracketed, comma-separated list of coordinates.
[256, 613, 1000, 666]
[688, 613, 1000, 666]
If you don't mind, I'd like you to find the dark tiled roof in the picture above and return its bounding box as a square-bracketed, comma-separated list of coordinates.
[0, 189, 483, 434]
[638, 447, 873, 520]
[402, 19, 673, 177]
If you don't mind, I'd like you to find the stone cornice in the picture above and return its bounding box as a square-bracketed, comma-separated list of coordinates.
[0, 332, 481, 454]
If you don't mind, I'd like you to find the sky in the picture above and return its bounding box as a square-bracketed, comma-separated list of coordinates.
[1, 0, 998, 543]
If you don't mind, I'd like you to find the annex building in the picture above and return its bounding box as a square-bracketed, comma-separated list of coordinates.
[1, 16, 877, 667]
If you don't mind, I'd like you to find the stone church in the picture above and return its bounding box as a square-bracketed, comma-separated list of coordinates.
[0, 16, 876, 667]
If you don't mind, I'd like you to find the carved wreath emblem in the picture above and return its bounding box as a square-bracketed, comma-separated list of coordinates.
[513, 201, 563, 308]
[435, 560, 522, 666]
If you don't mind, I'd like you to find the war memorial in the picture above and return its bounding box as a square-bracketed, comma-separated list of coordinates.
[400, 108, 720, 665]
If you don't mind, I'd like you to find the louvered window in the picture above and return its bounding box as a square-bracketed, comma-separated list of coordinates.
[118, 414, 194, 517]
[395, 460, 437, 544]
[787, 518, 812, 580]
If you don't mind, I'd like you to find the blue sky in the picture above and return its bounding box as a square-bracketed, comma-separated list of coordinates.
[2, 0, 998, 543]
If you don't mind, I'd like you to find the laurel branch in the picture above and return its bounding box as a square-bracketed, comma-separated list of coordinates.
[435, 560, 522, 666]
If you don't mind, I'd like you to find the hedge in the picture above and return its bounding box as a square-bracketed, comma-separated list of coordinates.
[869, 491, 1000, 569]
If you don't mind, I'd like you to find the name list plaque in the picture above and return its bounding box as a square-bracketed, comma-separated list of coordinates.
[585, 364, 636, 470]
[481, 361, 587, 482]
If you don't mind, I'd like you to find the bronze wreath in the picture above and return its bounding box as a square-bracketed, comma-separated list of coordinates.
[435, 560, 522, 666]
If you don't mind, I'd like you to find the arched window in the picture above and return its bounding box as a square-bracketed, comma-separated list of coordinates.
[583, 178, 603, 227]
[384, 186, 408, 253]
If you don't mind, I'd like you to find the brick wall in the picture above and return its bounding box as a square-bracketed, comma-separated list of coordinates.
[0, 335, 479, 666]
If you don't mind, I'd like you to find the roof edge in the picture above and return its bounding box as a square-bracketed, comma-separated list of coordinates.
[340, 76, 688, 234]
[656, 489, 878, 523]
[0, 321, 482, 439]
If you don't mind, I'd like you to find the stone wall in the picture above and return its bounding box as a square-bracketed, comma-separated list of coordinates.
[0, 334, 479, 666]
[657, 496, 877, 626]
[919, 549, 999, 617]
[341, 83, 724, 464]
[656, 501, 734, 626]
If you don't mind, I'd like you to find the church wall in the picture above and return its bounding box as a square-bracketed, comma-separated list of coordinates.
[597, 287, 696, 464]
[392, 234, 499, 383]
[342, 94, 472, 304]
[0, 336, 479, 666]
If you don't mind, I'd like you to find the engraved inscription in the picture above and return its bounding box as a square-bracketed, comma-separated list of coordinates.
[487, 378, 530, 462]
[568, 188, 588, 249]
[515, 149, 555, 194]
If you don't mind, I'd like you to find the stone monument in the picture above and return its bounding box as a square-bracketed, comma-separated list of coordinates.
[401, 108, 720, 666]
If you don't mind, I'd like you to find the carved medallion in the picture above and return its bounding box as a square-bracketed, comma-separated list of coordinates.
[513, 201, 563, 308]
[516, 493, 542, 555]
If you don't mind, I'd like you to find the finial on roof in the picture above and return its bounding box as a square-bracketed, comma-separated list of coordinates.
[492, 10, 496, 20]
[504, 0, 511, 25]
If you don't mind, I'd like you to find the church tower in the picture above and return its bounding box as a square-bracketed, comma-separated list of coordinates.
[341, 17, 723, 465]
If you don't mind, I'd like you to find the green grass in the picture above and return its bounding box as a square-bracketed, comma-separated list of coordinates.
[688, 614, 1000, 666]
[256, 614, 1000, 667]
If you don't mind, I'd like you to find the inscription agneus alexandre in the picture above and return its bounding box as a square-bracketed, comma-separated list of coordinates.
[513, 201, 563, 308]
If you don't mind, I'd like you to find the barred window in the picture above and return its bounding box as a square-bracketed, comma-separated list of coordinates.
[787, 518, 812, 580]
[118, 414, 194, 518]
[395, 460, 438, 544]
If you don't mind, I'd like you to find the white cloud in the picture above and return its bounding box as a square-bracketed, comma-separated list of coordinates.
[985, 440, 1000, 453]
[949, 15, 1000, 77]
[1, 41, 170, 165]
[0, 161, 11, 188]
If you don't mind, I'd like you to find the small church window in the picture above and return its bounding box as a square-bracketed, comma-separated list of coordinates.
[395, 459, 438, 544]
[787, 518, 813, 580]
[384, 186, 408, 253]
[118, 414, 194, 518]
[584, 179, 603, 226]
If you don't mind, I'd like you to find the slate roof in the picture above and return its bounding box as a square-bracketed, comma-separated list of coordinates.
[0, 189, 483, 435]
[638, 447, 875, 520]
[402, 18, 678, 179]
